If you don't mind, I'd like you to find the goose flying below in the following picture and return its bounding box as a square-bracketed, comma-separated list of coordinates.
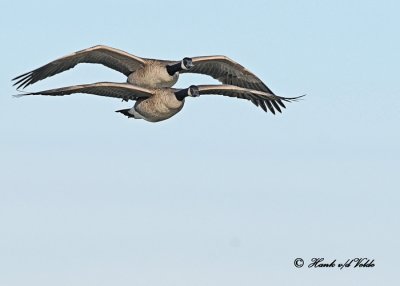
[12, 45, 279, 96]
[14, 83, 303, 122]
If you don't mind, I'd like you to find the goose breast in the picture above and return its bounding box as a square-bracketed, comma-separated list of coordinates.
[133, 89, 184, 122]
[127, 61, 178, 88]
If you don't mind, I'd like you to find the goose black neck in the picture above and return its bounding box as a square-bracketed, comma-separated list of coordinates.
[166, 62, 182, 76]
[174, 88, 189, 101]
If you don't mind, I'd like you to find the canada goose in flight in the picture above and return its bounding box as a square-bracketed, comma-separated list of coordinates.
[12, 45, 192, 90]
[12, 45, 283, 108]
[14, 83, 303, 122]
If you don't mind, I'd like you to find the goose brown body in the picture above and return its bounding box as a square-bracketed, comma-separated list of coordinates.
[127, 60, 179, 89]
[132, 89, 184, 122]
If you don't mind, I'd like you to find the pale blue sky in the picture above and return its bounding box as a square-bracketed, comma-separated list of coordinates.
[0, 0, 399, 285]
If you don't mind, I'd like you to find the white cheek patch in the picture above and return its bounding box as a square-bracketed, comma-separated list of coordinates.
[181, 61, 187, 70]
[187, 88, 192, 96]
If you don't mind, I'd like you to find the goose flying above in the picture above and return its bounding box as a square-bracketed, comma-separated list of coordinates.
[12, 45, 278, 96]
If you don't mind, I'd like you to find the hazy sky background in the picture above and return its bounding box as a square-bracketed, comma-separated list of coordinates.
[0, 0, 399, 285]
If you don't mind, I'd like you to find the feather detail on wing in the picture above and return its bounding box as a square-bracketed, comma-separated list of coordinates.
[14, 82, 154, 102]
[197, 84, 304, 114]
[12, 45, 147, 89]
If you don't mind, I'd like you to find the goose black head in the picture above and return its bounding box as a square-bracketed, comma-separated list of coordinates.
[174, 85, 200, 101]
[166, 57, 194, 76]
[181, 57, 194, 70]
[188, 85, 200, 97]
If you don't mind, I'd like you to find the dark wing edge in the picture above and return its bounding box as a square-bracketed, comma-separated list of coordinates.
[183, 56, 274, 93]
[181, 55, 290, 109]
[197, 84, 304, 114]
[13, 82, 154, 102]
[12, 45, 147, 89]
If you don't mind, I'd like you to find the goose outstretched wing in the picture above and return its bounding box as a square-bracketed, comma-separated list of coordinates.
[183, 56, 275, 94]
[14, 82, 154, 101]
[13, 45, 147, 89]
[197, 85, 304, 114]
